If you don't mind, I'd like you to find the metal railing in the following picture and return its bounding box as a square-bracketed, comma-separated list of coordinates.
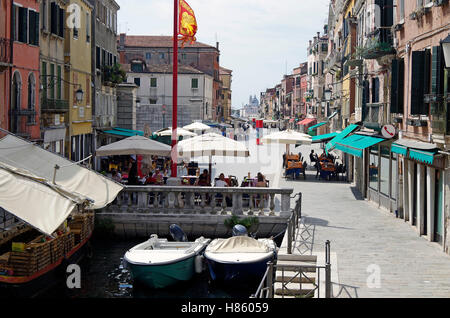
[251, 241, 332, 298]
[287, 193, 302, 254]
[41, 98, 70, 112]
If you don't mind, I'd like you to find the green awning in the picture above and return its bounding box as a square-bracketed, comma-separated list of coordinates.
[409, 149, 436, 165]
[312, 132, 339, 143]
[308, 122, 327, 132]
[391, 143, 408, 156]
[104, 128, 144, 137]
[335, 135, 385, 158]
[325, 124, 360, 154]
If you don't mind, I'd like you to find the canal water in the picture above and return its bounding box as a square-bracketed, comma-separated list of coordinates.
[37, 236, 268, 299]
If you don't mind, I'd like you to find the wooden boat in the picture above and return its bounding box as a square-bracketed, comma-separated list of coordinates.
[204, 236, 277, 285]
[124, 235, 211, 289]
[0, 213, 95, 297]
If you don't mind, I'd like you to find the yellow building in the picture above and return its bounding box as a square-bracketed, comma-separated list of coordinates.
[219, 67, 232, 122]
[340, 0, 356, 129]
[64, 0, 93, 161]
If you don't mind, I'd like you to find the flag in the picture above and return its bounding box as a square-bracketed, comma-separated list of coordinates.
[178, 0, 197, 47]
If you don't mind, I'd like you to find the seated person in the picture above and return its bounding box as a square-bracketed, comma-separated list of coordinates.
[152, 169, 164, 185]
[255, 173, 268, 187]
[196, 169, 210, 186]
[111, 169, 122, 183]
[215, 173, 229, 187]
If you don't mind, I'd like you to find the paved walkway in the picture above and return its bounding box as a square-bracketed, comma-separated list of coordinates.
[280, 144, 450, 298]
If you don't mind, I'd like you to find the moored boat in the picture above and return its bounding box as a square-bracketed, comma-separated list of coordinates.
[204, 235, 277, 285]
[124, 233, 211, 289]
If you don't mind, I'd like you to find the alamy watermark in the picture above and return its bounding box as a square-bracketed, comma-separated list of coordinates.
[66, 264, 81, 289]
[366, 264, 381, 289]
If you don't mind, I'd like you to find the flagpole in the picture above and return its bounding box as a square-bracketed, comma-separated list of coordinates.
[171, 0, 179, 178]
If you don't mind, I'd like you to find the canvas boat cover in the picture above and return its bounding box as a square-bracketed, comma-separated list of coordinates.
[206, 236, 271, 254]
[0, 162, 88, 236]
[0, 134, 123, 210]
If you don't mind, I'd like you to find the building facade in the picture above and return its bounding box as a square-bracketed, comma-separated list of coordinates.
[10, 0, 41, 141]
[0, 0, 13, 133]
[118, 34, 221, 122]
[219, 66, 232, 123]
[125, 61, 213, 132]
[64, 0, 93, 161]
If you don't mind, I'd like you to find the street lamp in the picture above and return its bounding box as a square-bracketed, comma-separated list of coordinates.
[441, 34, 450, 68]
[136, 98, 141, 108]
[75, 87, 84, 103]
[324, 89, 332, 101]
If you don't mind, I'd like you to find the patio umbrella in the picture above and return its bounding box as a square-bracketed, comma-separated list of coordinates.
[183, 122, 212, 132]
[262, 129, 312, 159]
[96, 135, 172, 157]
[155, 127, 198, 138]
[176, 133, 250, 183]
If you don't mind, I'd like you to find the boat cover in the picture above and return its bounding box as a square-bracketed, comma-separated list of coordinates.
[0, 134, 123, 209]
[206, 236, 271, 253]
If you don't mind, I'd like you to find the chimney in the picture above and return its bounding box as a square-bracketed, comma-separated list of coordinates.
[317, 32, 320, 38]
[119, 33, 126, 48]
[216, 42, 219, 50]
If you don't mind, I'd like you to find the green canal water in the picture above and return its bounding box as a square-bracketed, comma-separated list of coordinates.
[36, 237, 263, 299]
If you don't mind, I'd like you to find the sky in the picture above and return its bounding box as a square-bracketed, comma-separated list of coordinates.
[115, 0, 330, 109]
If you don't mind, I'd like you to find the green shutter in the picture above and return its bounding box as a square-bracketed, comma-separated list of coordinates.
[35, 12, 40, 46]
[57, 66, 62, 100]
[28, 11, 35, 45]
[391, 59, 399, 113]
[411, 51, 425, 115]
[398, 59, 404, 114]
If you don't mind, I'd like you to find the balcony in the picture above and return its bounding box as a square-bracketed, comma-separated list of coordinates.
[430, 98, 448, 135]
[41, 98, 69, 112]
[0, 37, 12, 71]
[357, 29, 395, 60]
[363, 103, 387, 130]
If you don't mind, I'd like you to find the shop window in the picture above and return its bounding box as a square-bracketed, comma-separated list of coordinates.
[380, 146, 390, 196]
[391, 153, 398, 200]
[369, 146, 379, 190]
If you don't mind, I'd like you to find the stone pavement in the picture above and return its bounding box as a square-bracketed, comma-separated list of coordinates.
[280, 144, 450, 298]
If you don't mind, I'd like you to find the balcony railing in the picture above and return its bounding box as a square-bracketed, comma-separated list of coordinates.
[102, 185, 294, 218]
[363, 102, 386, 129]
[0, 37, 12, 67]
[41, 98, 69, 112]
[358, 28, 395, 60]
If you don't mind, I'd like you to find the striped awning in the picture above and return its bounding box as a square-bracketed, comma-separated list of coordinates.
[408, 149, 437, 165]
[308, 122, 327, 132]
[335, 134, 385, 158]
[312, 132, 339, 144]
[325, 124, 360, 154]
[391, 143, 408, 156]
[103, 128, 144, 137]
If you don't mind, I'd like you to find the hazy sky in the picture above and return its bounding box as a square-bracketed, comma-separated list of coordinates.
[115, 0, 330, 109]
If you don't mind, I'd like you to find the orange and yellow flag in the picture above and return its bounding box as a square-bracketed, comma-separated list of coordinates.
[178, 0, 197, 47]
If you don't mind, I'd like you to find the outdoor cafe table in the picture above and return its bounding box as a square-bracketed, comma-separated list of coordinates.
[320, 161, 336, 180]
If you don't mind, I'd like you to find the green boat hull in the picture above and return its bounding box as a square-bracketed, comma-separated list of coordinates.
[127, 256, 196, 289]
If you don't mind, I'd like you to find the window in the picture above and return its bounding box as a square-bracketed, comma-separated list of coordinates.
[150, 78, 157, 88]
[160, 53, 165, 59]
[42, 0, 47, 31]
[399, 0, 405, 21]
[391, 153, 398, 199]
[42, 61, 47, 99]
[96, 46, 101, 69]
[380, 146, 390, 196]
[131, 62, 143, 72]
[134, 78, 141, 87]
[86, 12, 90, 42]
[372, 77, 379, 103]
[146, 52, 151, 60]
[182, 53, 187, 60]
[149, 98, 157, 104]
[191, 78, 198, 89]
[27, 73, 36, 124]
[58, 7, 64, 37]
[50, 64, 55, 99]
[369, 146, 379, 190]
